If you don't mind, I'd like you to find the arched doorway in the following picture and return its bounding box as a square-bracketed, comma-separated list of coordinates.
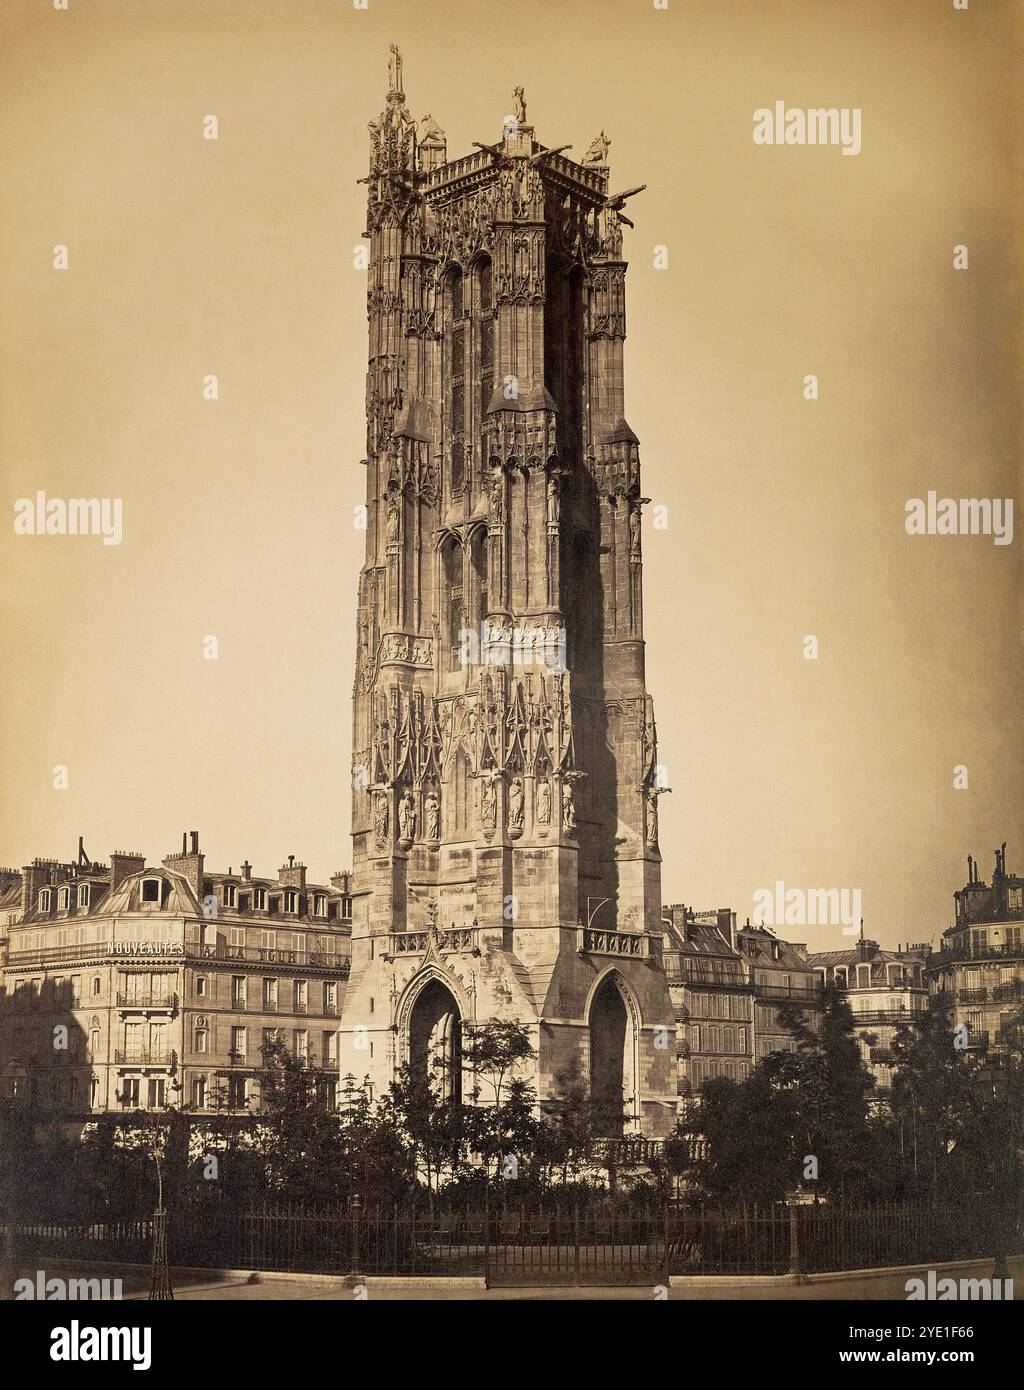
[589, 975, 632, 1137]
[409, 979, 462, 1103]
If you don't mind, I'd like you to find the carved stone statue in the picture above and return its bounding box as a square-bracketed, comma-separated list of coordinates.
[583, 131, 611, 166]
[398, 789, 416, 842]
[418, 112, 445, 145]
[489, 471, 504, 523]
[513, 87, 527, 126]
[424, 791, 440, 841]
[536, 777, 551, 826]
[385, 496, 400, 543]
[508, 777, 524, 832]
[481, 776, 497, 829]
[646, 785, 659, 846]
[546, 474, 560, 524]
[373, 791, 389, 848]
[629, 500, 641, 555]
[388, 43, 403, 96]
[562, 780, 576, 831]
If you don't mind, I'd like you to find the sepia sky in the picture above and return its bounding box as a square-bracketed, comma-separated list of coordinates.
[0, 0, 1020, 953]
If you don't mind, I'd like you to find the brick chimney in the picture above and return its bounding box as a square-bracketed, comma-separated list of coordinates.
[277, 855, 307, 890]
[110, 850, 146, 893]
[21, 859, 57, 916]
[162, 830, 204, 899]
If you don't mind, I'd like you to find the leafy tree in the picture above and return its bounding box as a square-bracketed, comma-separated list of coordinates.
[253, 1038, 347, 1199]
[888, 992, 982, 1196]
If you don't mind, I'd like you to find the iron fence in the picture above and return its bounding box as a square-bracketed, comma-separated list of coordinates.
[8, 1198, 1019, 1286]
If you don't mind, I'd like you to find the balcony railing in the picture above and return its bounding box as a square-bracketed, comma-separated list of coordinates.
[992, 982, 1023, 1002]
[7, 943, 112, 967]
[116, 992, 177, 1011]
[115, 1048, 177, 1067]
[755, 984, 821, 1002]
[852, 1010, 926, 1027]
[187, 942, 349, 971]
[580, 927, 651, 959]
[387, 927, 479, 958]
[929, 942, 1024, 967]
[958, 988, 988, 1004]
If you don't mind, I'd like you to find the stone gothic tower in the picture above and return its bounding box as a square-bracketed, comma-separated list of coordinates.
[341, 51, 676, 1137]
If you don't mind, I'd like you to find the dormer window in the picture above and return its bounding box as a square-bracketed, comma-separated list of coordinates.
[78, 884, 91, 909]
[284, 890, 298, 914]
[141, 878, 161, 904]
[38, 888, 52, 912]
[57, 887, 70, 911]
[223, 884, 238, 909]
[313, 894, 326, 918]
[253, 888, 267, 911]
[341, 895, 352, 919]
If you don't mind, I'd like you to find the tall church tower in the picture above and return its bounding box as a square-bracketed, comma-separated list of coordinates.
[341, 50, 676, 1136]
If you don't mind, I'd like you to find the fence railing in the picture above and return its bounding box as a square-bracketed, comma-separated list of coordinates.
[9, 1199, 1018, 1286]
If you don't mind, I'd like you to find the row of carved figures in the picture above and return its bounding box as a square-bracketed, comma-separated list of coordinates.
[370, 770, 585, 851]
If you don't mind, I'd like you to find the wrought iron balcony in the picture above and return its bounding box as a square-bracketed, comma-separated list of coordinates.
[115, 1048, 177, 1067]
[755, 984, 821, 1002]
[116, 992, 177, 1011]
[958, 987, 988, 1004]
[851, 1010, 925, 1027]
[929, 942, 1024, 967]
[993, 982, 1024, 1002]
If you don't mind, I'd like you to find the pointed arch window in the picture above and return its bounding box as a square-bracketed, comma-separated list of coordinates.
[448, 748, 470, 837]
[442, 535, 464, 672]
[446, 268, 465, 497]
[477, 256, 494, 421]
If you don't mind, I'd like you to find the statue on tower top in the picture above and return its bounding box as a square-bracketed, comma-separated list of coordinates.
[388, 43, 404, 99]
[513, 86, 527, 125]
[584, 131, 611, 166]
